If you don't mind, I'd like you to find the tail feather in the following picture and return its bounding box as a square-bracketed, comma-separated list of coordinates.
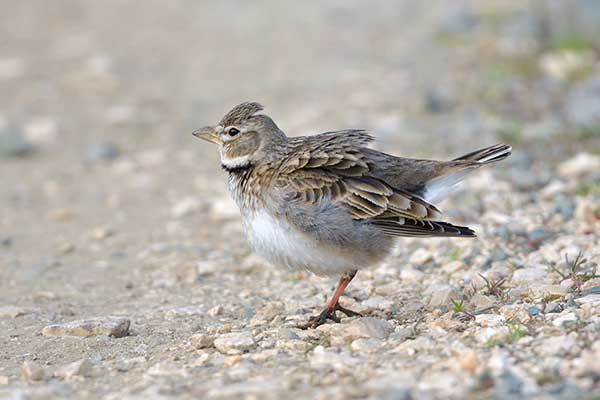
[423, 143, 511, 203]
[453, 143, 512, 164]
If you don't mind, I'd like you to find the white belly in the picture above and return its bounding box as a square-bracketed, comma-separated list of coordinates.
[244, 211, 357, 276]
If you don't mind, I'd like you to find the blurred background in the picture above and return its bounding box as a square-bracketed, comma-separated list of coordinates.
[1, 1, 599, 398]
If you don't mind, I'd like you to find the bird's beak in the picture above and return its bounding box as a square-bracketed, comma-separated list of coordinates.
[192, 126, 220, 144]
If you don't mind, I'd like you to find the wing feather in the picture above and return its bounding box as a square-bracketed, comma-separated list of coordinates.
[373, 218, 475, 237]
[278, 130, 442, 223]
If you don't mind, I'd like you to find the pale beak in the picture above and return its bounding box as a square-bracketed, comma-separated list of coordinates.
[192, 126, 220, 144]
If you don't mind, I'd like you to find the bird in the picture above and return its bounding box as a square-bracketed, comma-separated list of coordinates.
[193, 102, 511, 328]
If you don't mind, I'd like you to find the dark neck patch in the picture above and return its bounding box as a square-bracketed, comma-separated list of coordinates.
[221, 162, 253, 174]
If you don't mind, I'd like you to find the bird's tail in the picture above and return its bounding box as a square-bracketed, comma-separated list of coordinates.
[423, 143, 512, 203]
[452, 143, 512, 165]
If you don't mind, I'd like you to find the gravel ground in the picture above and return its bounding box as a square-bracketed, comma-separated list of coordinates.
[1, 1, 599, 399]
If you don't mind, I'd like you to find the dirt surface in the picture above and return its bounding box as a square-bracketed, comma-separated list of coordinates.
[1, 1, 599, 399]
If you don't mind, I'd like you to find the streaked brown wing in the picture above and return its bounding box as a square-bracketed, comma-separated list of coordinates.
[278, 130, 441, 221]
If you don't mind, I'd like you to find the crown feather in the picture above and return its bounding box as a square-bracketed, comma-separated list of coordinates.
[220, 102, 264, 127]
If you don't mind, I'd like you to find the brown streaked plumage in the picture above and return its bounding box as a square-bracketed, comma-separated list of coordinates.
[193, 102, 512, 328]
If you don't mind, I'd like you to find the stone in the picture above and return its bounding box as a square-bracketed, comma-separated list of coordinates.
[0, 130, 34, 158]
[539, 50, 594, 80]
[575, 198, 600, 225]
[526, 284, 568, 300]
[560, 278, 575, 289]
[442, 260, 466, 274]
[20, 361, 45, 381]
[389, 327, 414, 343]
[190, 333, 214, 349]
[511, 268, 548, 285]
[309, 346, 359, 373]
[495, 371, 523, 396]
[165, 306, 206, 319]
[409, 248, 433, 265]
[207, 305, 223, 317]
[360, 296, 394, 311]
[24, 118, 58, 144]
[42, 316, 130, 338]
[536, 334, 578, 356]
[475, 314, 506, 327]
[575, 294, 600, 306]
[428, 286, 460, 307]
[469, 294, 496, 309]
[553, 194, 576, 219]
[54, 359, 93, 380]
[214, 331, 256, 355]
[551, 312, 578, 327]
[540, 179, 568, 199]
[544, 302, 562, 313]
[92, 227, 113, 241]
[146, 362, 188, 378]
[558, 153, 600, 178]
[0, 305, 35, 318]
[85, 141, 120, 163]
[582, 280, 600, 291]
[400, 267, 424, 282]
[476, 327, 509, 344]
[350, 338, 382, 352]
[527, 305, 541, 316]
[344, 317, 393, 340]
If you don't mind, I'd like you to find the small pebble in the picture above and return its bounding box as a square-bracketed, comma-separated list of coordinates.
[21, 361, 45, 381]
[190, 333, 214, 349]
[214, 331, 257, 355]
[344, 317, 393, 340]
[42, 316, 130, 338]
[54, 359, 93, 380]
[0, 130, 34, 157]
[85, 141, 120, 163]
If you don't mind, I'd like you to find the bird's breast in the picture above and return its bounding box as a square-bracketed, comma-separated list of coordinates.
[243, 210, 383, 276]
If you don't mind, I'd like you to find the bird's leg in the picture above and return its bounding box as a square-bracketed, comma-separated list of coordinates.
[303, 270, 362, 329]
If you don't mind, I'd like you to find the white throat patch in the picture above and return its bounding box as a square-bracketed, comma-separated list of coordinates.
[221, 154, 251, 169]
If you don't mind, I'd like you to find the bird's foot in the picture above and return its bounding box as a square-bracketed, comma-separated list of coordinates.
[336, 303, 362, 318]
[301, 303, 362, 329]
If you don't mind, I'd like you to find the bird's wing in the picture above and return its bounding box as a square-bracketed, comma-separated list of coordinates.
[277, 130, 442, 221]
[371, 216, 475, 237]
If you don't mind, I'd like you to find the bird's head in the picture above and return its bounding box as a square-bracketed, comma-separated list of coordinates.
[193, 102, 287, 170]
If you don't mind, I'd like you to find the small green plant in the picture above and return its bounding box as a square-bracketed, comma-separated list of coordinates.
[575, 181, 600, 197]
[451, 298, 466, 312]
[486, 338, 498, 348]
[509, 324, 525, 342]
[548, 35, 595, 52]
[447, 248, 460, 261]
[550, 251, 599, 293]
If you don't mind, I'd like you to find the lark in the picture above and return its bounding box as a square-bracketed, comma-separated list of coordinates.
[193, 102, 511, 328]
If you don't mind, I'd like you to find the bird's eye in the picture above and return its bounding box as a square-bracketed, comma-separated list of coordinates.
[228, 128, 240, 136]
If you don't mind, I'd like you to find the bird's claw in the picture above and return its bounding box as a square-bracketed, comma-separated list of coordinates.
[300, 303, 362, 329]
